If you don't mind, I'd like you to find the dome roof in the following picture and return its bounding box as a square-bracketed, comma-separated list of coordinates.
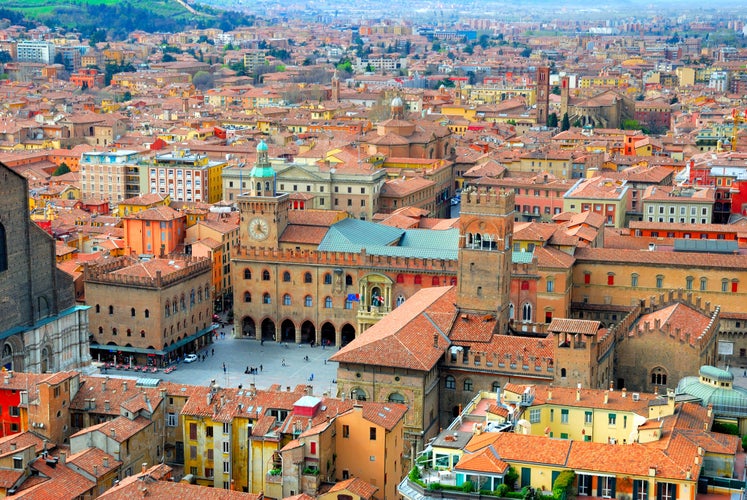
[699, 365, 733, 383]
[257, 140, 268, 152]
[390, 96, 403, 108]
[676, 366, 747, 418]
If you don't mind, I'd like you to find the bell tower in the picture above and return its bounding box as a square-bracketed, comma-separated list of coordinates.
[536, 66, 550, 127]
[237, 140, 289, 248]
[456, 187, 515, 333]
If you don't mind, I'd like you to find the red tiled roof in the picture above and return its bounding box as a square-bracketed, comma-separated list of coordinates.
[331, 287, 456, 371]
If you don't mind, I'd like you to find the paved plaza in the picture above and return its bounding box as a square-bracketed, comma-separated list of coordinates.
[95, 323, 340, 396]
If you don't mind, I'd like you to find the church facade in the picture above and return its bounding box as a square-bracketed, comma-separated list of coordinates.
[0, 163, 91, 373]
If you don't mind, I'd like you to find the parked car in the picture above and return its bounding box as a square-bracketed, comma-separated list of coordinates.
[184, 354, 198, 363]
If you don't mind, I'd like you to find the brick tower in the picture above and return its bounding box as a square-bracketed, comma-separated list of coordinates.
[456, 187, 515, 333]
[536, 66, 550, 127]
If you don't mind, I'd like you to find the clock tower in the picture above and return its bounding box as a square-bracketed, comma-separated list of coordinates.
[237, 140, 289, 248]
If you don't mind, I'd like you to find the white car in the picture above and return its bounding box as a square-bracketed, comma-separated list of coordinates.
[184, 354, 198, 363]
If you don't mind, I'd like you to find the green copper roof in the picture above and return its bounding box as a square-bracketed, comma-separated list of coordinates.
[317, 218, 459, 260]
[257, 140, 268, 152]
[512, 251, 534, 264]
[676, 367, 747, 418]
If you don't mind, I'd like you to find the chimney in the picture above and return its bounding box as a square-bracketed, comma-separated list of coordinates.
[102, 378, 107, 391]
[142, 462, 147, 474]
[123, 381, 128, 392]
[59, 451, 66, 464]
[104, 400, 111, 411]
[103, 457, 109, 468]
[707, 404, 713, 417]
[649, 466, 656, 477]
[93, 465, 98, 476]
[433, 333, 439, 348]
[547, 386, 552, 401]
[604, 390, 609, 404]
[10, 443, 16, 451]
[110, 428, 116, 439]
[307, 418, 312, 430]
[622, 388, 627, 398]
[576, 383, 581, 401]
[609, 380, 614, 391]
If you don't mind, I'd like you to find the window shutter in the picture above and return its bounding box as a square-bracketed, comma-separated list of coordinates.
[597, 476, 603, 497]
[610, 477, 616, 497]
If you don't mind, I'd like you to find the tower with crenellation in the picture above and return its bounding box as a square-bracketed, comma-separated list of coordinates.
[456, 186, 515, 334]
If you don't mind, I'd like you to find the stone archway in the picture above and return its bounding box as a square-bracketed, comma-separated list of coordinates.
[1, 336, 23, 371]
[301, 321, 315, 344]
[341, 323, 356, 346]
[321, 322, 336, 347]
[242, 317, 256, 337]
[261, 319, 276, 341]
[281, 319, 296, 343]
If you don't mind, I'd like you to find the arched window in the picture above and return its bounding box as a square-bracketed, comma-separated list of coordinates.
[126, 329, 132, 337]
[450, 277, 457, 285]
[256, 182, 262, 192]
[324, 273, 332, 285]
[414, 275, 422, 285]
[445, 375, 456, 390]
[198, 289, 203, 302]
[686, 276, 694, 290]
[431, 276, 440, 286]
[722, 278, 730, 292]
[165, 303, 170, 317]
[464, 378, 474, 391]
[492, 381, 501, 392]
[244, 269, 252, 280]
[324, 297, 333, 308]
[145, 309, 149, 318]
[180, 295, 185, 310]
[282, 271, 291, 282]
[522, 303, 532, 322]
[98, 326, 103, 334]
[656, 275, 664, 288]
[351, 388, 367, 401]
[651, 367, 667, 386]
[305, 295, 313, 307]
[631, 273, 639, 287]
[95, 304, 100, 313]
[700, 277, 708, 291]
[205, 286, 210, 298]
[304, 272, 312, 283]
[112, 327, 117, 336]
[108, 305, 114, 315]
[546, 279, 554, 292]
[283, 294, 291, 306]
[345, 274, 353, 286]
[244, 292, 252, 303]
[345, 298, 353, 309]
[396, 294, 405, 307]
[388, 393, 405, 404]
[509, 303, 515, 320]
[172, 299, 178, 313]
[131, 307, 136, 317]
[263, 293, 272, 304]
[262, 270, 271, 281]
[190, 289, 195, 306]
[396, 274, 404, 284]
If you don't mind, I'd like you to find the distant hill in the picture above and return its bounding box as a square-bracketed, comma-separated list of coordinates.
[0, 1, 254, 40]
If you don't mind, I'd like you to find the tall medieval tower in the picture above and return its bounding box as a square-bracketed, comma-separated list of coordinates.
[456, 187, 515, 333]
[536, 66, 550, 127]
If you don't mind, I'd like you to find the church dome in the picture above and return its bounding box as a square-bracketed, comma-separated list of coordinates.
[257, 140, 269, 152]
[390, 96, 403, 108]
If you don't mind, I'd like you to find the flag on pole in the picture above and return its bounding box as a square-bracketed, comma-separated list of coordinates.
[347, 293, 360, 302]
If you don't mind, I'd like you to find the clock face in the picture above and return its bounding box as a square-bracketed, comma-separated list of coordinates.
[248, 217, 270, 241]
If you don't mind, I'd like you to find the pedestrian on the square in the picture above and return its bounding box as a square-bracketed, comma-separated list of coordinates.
[260, 364, 263, 372]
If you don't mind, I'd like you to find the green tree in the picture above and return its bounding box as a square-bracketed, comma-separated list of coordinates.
[53, 163, 71, 176]
[548, 112, 558, 127]
[520, 47, 532, 58]
[432, 40, 442, 52]
[162, 53, 176, 63]
[561, 113, 570, 131]
[192, 71, 215, 90]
